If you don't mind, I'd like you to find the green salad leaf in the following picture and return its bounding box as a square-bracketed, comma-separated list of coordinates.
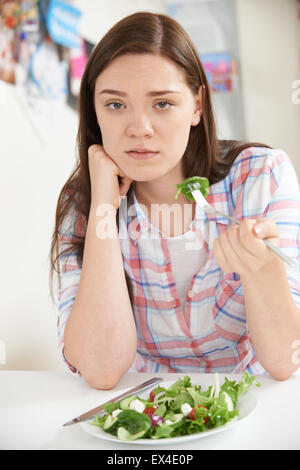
[174, 176, 210, 202]
[236, 371, 262, 397]
[90, 372, 260, 441]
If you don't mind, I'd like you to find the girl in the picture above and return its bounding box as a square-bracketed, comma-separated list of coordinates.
[49, 12, 300, 389]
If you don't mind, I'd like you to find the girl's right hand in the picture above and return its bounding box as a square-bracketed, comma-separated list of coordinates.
[88, 144, 133, 211]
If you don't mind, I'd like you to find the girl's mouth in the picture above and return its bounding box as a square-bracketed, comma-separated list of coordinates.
[126, 151, 159, 160]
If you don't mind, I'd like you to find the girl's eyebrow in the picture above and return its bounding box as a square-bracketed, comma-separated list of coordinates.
[98, 89, 181, 97]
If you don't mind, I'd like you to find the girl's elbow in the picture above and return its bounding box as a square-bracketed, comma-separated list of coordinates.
[268, 369, 294, 382]
[83, 369, 122, 390]
[82, 358, 134, 390]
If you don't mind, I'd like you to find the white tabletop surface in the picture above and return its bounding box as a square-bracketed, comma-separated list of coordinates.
[0, 370, 299, 450]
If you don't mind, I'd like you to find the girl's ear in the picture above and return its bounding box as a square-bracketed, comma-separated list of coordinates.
[191, 85, 204, 126]
[191, 111, 202, 126]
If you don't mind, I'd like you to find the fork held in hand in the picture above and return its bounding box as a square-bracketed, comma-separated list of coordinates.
[191, 190, 297, 269]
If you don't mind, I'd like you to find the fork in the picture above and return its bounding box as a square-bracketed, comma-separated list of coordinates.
[191, 189, 297, 269]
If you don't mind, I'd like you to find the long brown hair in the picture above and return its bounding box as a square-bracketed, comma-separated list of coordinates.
[49, 11, 271, 306]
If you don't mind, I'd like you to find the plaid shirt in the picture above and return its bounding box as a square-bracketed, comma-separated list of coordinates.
[57, 147, 300, 375]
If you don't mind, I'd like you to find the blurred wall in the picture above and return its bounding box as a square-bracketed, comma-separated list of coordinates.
[0, 83, 78, 371]
[235, 0, 300, 175]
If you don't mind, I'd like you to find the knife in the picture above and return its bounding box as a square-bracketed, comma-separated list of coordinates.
[62, 377, 163, 427]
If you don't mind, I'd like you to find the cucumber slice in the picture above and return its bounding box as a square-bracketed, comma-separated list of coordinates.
[103, 414, 119, 434]
[119, 395, 136, 410]
[117, 427, 146, 441]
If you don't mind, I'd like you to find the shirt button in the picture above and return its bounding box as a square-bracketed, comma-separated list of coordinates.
[188, 290, 194, 298]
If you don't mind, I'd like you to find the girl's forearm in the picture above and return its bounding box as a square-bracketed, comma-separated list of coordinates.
[63, 203, 137, 389]
[241, 258, 300, 380]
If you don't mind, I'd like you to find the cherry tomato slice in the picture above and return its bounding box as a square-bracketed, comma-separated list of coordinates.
[188, 407, 196, 420]
[149, 390, 156, 402]
[188, 405, 209, 424]
[143, 406, 157, 416]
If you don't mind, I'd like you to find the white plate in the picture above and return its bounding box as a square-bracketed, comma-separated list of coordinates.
[79, 380, 257, 446]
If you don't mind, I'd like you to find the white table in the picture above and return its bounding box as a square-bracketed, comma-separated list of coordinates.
[0, 370, 299, 450]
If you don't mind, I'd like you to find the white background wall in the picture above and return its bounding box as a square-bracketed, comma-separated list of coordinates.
[0, 85, 78, 372]
[235, 0, 300, 176]
[0, 0, 299, 371]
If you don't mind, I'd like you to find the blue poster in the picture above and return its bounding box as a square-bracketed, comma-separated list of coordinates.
[46, 0, 82, 49]
[200, 52, 234, 92]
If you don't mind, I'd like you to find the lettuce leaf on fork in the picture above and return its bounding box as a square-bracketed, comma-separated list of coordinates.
[174, 176, 210, 201]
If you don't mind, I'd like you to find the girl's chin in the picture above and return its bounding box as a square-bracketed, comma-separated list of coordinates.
[130, 175, 158, 182]
[124, 166, 171, 183]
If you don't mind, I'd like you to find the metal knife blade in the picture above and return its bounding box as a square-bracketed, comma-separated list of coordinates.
[62, 377, 163, 427]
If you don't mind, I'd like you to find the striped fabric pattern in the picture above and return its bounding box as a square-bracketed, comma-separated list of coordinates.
[57, 147, 300, 375]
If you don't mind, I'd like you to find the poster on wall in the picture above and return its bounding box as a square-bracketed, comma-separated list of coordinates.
[0, 0, 41, 85]
[0, 0, 88, 144]
[46, 0, 82, 49]
[201, 52, 236, 93]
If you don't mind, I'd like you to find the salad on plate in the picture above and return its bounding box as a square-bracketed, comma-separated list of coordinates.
[89, 372, 261, 442]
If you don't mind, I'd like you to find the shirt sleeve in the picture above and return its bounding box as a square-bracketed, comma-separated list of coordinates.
[57, 200, 86, 374]
[233, 147, 300, 307]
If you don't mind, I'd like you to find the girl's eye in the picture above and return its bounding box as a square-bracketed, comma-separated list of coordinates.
[105, 101, 173, 111]
[105, 102, 124, 110]
[155, 100, 173, 110]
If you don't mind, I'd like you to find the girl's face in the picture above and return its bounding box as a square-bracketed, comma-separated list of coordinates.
[94, 54, 202, 182]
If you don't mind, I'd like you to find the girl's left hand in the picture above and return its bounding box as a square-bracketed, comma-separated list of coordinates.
[213, 218, 281, 275]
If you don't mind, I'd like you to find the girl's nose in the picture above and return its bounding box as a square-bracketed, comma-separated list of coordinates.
[126, 112, 154, 138]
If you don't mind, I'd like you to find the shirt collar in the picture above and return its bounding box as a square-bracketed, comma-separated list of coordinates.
[122, 181, 230, 245]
